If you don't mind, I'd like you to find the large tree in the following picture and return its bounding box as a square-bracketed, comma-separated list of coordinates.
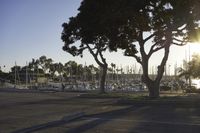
[119, 0, 200, 98]
[63, 0, 200, 98]
[61, 2, 112, 93]
[64, 61, 78, 78]
[38, 55, 53, 75]
[37, 55, 53, 81]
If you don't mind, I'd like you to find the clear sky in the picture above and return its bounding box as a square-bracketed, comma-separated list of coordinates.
[0, 0, 200, 74]
[0, 0, 82, 71]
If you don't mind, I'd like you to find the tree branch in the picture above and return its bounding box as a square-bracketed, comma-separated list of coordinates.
[173, 37, 187, 43]
[155, 28, 172, 82]
[172, 42, 186, 46]
[152, 45, 165, 53]
[133, 55, 142, 64]
[99, 50, 107, 66]
[156, 45, 170, 82]
[172, 37, 188, 46]
[86, 44, 104, 66]
[177, 24, 187, 32]
[148, 42, 158, 56]
[148, 39, 169, 57]
[144, 33, 156, 43]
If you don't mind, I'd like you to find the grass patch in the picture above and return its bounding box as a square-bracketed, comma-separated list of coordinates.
[80, 91, 183, 100]
[80, 91, 148, 100]
[80, 91, 200, 106]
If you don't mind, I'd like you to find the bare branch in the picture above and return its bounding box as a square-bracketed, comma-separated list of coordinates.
[86, 44, 95, 56]
[133, 55, 142, 64]
[139, 39, 147, 59]
[148, 40, 165, 57]
[172, 42, 188, 46]
[148, 42, 158, 56]
[156, 45, 170, 82]
[144, 33, 156, 43]
[173, 37, 187, 43]
[99, 50, 107, 65]
[86, 44, 103, 66]
[153, 45, 165, 53]
[87, 44, 97, 51]
[172, 37, 188, 46]
[177, 24, 187, 32]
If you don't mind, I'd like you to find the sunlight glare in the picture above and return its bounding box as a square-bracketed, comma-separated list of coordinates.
[189, 42, 200, 56]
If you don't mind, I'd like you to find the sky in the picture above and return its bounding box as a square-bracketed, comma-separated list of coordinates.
[0, 0, 200, 74]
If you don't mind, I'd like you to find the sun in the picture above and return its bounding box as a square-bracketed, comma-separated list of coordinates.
[189, 42, 200, 57]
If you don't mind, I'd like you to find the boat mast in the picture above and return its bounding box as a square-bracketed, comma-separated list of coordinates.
[14, 61, 17, 88]
[26, 61, 28, 88]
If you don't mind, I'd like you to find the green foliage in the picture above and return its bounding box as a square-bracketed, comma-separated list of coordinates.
[189, 54, 200, 78]
[178, 54, 200, 82]
[62, 0, 200, 67]
[177, 60, 192, 82]
[2, 55, 101, 83]
[61, 0, 200, 97]
[185, 86, 200, 93]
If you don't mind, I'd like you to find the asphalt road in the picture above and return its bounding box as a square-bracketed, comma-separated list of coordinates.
[61, 103, 200, 133]
[1, 89, 200, 133]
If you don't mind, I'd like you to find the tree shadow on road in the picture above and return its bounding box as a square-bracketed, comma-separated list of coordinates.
[66, 105, 138, 133]
[127, 103, 200, 133]
[66, 100, 200, 133]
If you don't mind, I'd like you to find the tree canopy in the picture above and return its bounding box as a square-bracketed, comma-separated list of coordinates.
[61, 0, 200, 98]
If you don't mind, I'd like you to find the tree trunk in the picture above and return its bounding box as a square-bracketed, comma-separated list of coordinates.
[142, 63, 161, 98]
[99, 65, 107, 93]
[147, 81, 160, 98]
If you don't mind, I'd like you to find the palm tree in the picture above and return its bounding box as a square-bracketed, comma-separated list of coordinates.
[39, 56, 47, 70]
[77, 64, 84, 80]
[64, 61, 78, 82]
[38, 56, 53, 75]
[45, 58, 53, 72]
[28, 59, 40, 82]
[43, 58, 53, 80]
[49, 63, 57, 81]
[177, 60, 192, 87]
[57, 62, 64, 81]
[11, 65, 21, 84]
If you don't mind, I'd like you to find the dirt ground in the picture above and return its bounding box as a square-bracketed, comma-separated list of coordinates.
[0, 89, 200, 133]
